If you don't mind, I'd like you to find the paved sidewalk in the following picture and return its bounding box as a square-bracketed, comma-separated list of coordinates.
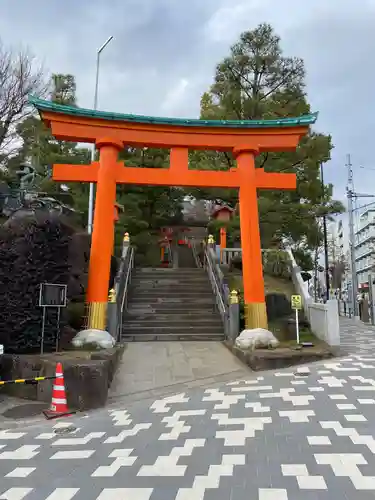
[339, 316, 375, 354]
[109, 341, 250, 403]
[1, 321, 375, 498]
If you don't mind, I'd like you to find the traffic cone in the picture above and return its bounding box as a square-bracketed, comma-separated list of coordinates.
[43, 362, 75, 420]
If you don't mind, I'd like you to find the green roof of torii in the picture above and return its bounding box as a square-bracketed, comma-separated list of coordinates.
[29, 96, 318, 129]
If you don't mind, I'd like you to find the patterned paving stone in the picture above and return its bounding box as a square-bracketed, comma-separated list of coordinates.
[2, 318, 375, 498]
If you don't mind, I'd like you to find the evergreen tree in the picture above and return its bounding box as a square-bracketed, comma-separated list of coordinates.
[188, 23, 344, 261]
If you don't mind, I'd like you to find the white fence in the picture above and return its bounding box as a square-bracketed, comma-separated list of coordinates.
[285, 246, 340, 347]
[308, 300, 340, 346]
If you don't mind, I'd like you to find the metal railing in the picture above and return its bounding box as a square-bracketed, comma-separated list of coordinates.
[108, 242, 135, 342]
[120, 247, 135, 317]
[204, 245, 227, 321]
[189, 239, 240, 341]
[190, 238, 203, 268]
[166, 239, 174, 267]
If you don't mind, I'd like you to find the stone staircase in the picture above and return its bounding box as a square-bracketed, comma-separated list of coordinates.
[121, 267, 225, 341]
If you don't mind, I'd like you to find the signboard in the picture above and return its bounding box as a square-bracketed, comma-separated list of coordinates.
[38, 283, 67, 354]
[39, 283, 67, 308]
[291, 294, 302, 345]
[291, 294, 302, 310]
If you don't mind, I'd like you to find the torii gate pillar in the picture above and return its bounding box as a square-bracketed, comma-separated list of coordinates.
[86, 138, 122, 330]
[235, 147, 267, 329]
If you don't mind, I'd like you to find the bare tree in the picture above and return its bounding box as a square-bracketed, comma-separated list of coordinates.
[0, 40, 46, 163]
[330, 258, 347, 290]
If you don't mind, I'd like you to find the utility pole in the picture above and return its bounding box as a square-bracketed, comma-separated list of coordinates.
[347, 153, 359, 317]
[320, 162, 330, 302]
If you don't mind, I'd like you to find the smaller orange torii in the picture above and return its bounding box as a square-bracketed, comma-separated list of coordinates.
[30, 96, 317, 332]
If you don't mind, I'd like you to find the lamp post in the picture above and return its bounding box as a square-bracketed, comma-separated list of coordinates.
[87, 35, 114, 234]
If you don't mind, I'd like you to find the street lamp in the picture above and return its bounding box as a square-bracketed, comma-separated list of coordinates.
[87, 35, 114, 234]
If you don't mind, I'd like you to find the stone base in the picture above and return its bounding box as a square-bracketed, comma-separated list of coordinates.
[72, 329, 116, 349]
[0, 345, 125, 411]
[224, 340, 334, 371]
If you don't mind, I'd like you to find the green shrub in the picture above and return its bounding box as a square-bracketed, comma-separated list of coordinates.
[262, 250, 291, 279]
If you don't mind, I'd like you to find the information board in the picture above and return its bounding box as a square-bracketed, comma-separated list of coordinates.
[291, 294, 302, 310]
[39, 283, 67, 308]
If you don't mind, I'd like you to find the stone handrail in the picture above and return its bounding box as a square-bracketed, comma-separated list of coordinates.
[284, 247, 312, 313]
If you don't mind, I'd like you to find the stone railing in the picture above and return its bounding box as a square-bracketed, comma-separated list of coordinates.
[221, 247, 291, 278]
[285, 247, 312, 312]
[220, 248, 242, 266]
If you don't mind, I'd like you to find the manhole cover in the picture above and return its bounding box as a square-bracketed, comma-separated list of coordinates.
[2, 402, 48, 419]
[54, 425, 76, 435]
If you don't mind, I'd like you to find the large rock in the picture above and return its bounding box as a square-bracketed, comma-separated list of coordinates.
[72, 329, 116, 349]
[235, 328, 279, 350]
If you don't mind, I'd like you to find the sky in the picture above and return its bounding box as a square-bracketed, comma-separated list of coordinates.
[1, 0, 375, 211]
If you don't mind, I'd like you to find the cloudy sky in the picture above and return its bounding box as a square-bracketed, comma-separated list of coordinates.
[1, 0, 375, 210]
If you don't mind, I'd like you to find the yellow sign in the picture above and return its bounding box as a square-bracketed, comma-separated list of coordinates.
[291, 294, 302, 310]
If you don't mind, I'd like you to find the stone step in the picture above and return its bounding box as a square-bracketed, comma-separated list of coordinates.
[126, 305, 219, 313]
[134, 268, 205, 274]
[132, 281, 209, 286]
[124, 311, 221, 321]
[123, 318, 223, 328]
[132, 275, 208, 282]
[130, 290, 214, 298]
[130, 287, 213, 295]
[122, 325, 224, 336]
[132, 276, 207, 281]
[131, 278, 211, 285]
[129, 297, 217, 305]
[121, 333, 225, 342]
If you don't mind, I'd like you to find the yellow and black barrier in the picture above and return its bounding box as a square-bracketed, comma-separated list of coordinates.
[0, 375, 63, 386]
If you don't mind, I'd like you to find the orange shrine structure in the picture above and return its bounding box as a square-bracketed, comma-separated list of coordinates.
[30, 96, 317, 332]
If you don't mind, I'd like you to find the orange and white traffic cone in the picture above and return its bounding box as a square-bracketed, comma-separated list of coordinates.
[43, 362, 75, 420]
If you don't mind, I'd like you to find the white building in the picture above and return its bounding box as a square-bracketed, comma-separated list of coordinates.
[354, 208, 375, 290]
[322, 218, 351, 297]
[336, 220, 346, 260]
[335, 220, 353, 294]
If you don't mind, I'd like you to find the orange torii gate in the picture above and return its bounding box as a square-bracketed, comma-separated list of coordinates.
[30, 96, 317, 332]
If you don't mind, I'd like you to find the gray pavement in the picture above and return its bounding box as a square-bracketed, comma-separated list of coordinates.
[1, 319, 375, 499]
[109, 342, 251, 403]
